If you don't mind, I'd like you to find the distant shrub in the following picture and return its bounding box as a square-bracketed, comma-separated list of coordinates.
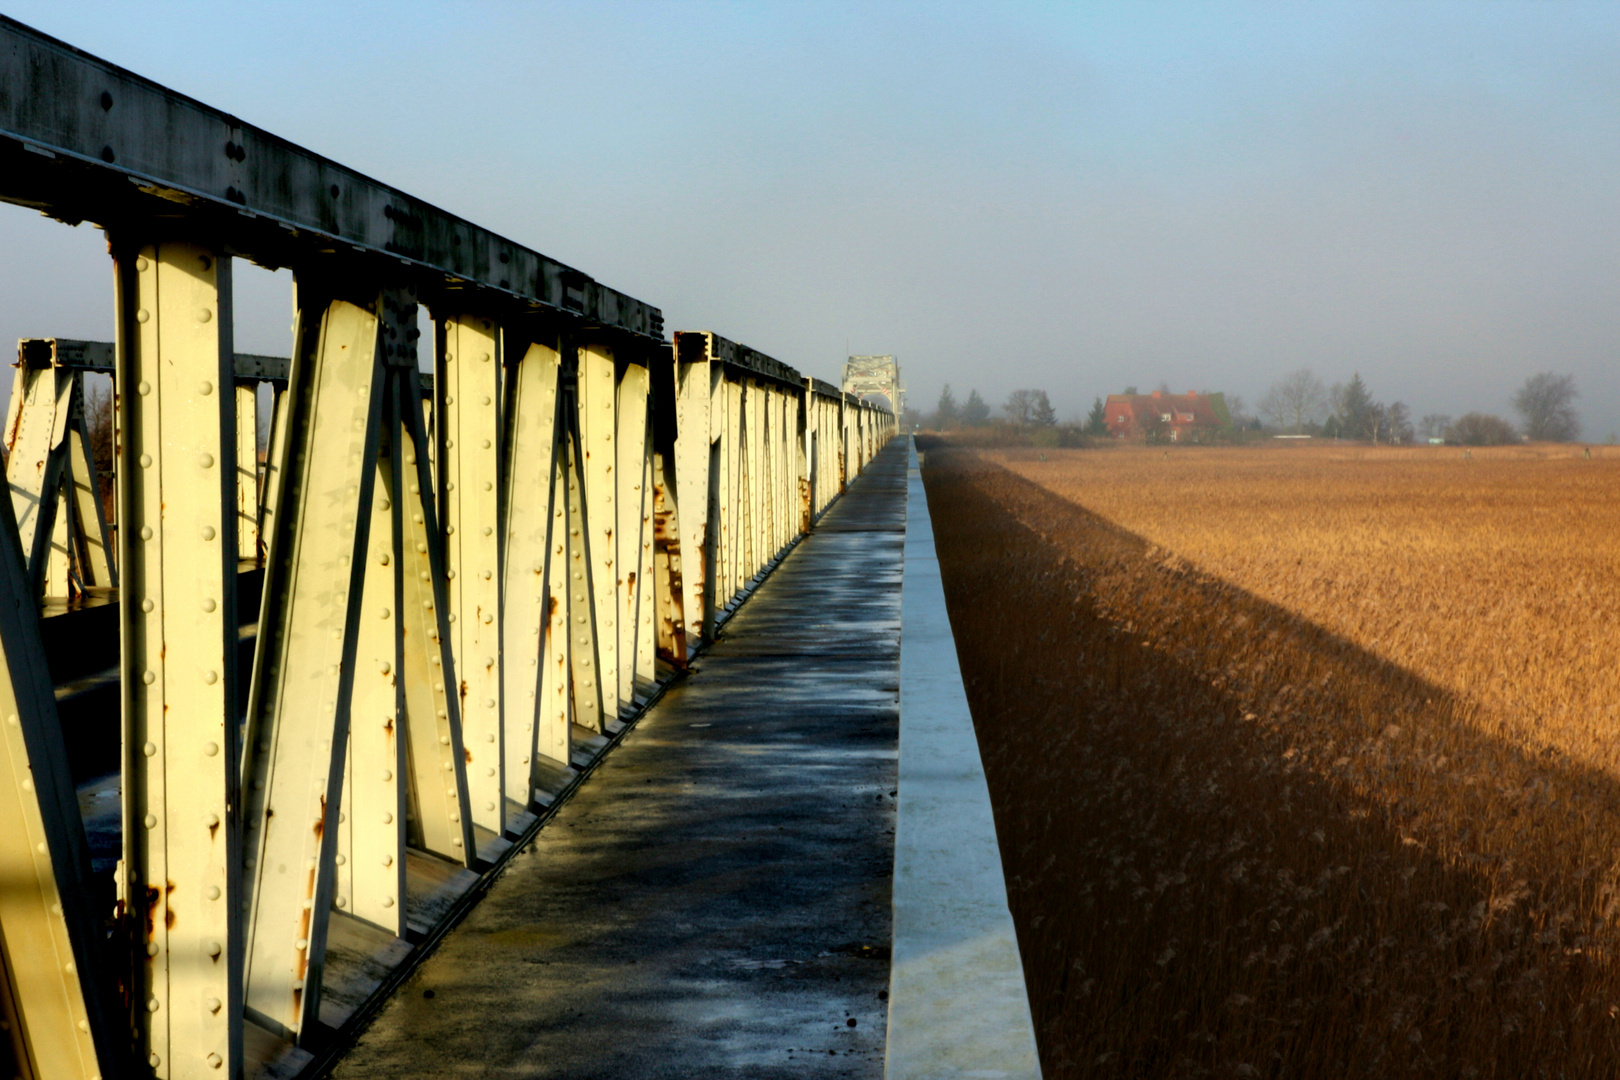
[1447, 412, 1517, 446]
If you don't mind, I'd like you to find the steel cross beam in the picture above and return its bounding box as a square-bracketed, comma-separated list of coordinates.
[0, 19, 661, 343]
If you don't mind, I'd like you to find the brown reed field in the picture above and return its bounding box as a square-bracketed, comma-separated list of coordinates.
[919, 439, 1620, 1079]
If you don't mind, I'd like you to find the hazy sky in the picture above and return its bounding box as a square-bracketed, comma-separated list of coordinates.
[2, 2, 1617, 435]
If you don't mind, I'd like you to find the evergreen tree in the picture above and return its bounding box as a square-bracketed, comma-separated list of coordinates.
[1340, 373, 1378, 440]
[1085, 396, 1108, 435]
[1031, 390, 1057, 427]
[933, 384, 959, 429]
[962, 389, 991, 426]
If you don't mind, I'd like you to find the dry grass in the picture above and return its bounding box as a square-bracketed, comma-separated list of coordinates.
[920, 440, 1620, 1078]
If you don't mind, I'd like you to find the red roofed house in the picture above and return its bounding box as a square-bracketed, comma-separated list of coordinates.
[1104, 391, 1233, 442]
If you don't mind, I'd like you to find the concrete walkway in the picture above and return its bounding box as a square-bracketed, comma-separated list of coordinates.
[333, 441, 908, 1079]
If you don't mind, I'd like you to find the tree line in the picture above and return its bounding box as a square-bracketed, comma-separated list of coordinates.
[927, 385, 1056, 429]
[1259, 369, 1580, 445]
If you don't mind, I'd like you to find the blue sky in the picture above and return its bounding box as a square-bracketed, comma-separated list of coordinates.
[2, 2, 1616, 433]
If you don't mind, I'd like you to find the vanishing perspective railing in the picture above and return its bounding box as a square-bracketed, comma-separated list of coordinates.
[0, 17, 894, 1080]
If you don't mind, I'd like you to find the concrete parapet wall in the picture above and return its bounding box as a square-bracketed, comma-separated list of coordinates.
[888, 438, 1042, 1079]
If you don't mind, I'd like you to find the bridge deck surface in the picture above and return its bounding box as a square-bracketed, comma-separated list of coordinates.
[331, 441, 908, 1079]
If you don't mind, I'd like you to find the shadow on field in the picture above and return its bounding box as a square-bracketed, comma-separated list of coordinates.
[918, 442, 1620, 1080]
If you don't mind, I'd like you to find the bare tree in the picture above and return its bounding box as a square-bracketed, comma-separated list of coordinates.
[1004, 389, 1038, 425]
[1383, 401, 1413, 445]
[1224, 393, 1250, 426]
[1259, 369, 1326, 434]
[1513, 373, 1579, 442]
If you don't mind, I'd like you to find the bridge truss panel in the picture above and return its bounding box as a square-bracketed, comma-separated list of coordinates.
[0, 19, 898, 1075]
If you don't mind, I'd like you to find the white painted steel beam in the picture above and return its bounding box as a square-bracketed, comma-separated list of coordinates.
[388, 372, 475, 865]
[5, 362, 74, 585]
[3, 360, 117, 600]
[723, 379, 743, 605]
[436, 315, 505, 835]
[577, 343, 619, 720]
[671, 339, 711, 652]
[615, 360, 650, 706]
[499, 335, 567, 789]
[634, 438, 658, 697]
[236, 384, 260, 562]
[114, 238, 243, 1079]
[0, 480, 120, 1080]
[241, 281, 389, 1043]
[562, 395, 605, 735]
[649, 445, 686, 668]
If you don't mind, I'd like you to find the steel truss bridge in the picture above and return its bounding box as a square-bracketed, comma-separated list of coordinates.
[0, 18, 898, 1080]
